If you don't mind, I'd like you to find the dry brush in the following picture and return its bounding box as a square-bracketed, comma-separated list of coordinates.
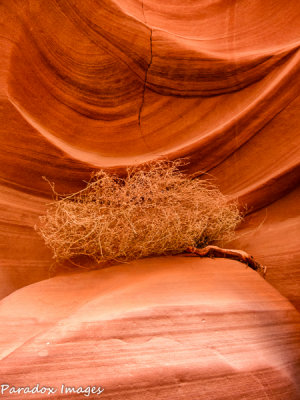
[36, 160, 242, 266]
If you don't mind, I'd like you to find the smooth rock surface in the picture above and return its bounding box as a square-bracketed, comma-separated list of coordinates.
[0, 257, 299, 399]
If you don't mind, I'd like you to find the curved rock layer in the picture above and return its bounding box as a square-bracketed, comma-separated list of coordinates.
[0, 4, 299, 298]
[0, 257, 300, 399]
[0, 2, 300, 397]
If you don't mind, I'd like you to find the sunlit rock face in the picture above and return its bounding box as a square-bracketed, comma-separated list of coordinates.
[0, 1, 299, 397]
[0, 257, 300, 399]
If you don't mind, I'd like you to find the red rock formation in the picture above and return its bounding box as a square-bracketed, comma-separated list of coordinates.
[0, 1, 299, 397]
[0, 257, 300, 399]
[1, 0, 299, 303]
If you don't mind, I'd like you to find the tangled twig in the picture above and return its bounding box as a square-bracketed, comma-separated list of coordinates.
[36, 160, 243, 266]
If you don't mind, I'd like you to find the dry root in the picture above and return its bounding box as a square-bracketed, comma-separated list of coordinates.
[186, 245, 267, 276]
[36, 160, 242, 266]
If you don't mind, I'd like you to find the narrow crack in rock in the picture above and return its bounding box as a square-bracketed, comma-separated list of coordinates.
[138, 27, 153, 153]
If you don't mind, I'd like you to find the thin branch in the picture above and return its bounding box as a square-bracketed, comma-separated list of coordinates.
[185, 245, 267, 276]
